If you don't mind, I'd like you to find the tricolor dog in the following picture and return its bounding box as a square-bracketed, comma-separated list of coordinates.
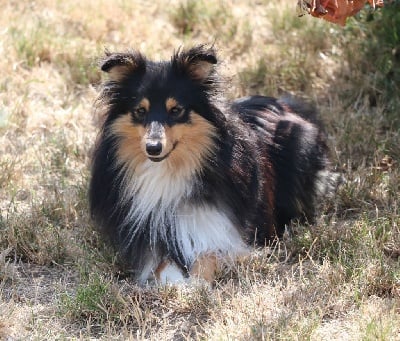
[89, 45, 336, 284]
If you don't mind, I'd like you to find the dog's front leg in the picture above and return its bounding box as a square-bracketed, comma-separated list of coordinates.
[154, 253, 218, 285]
[190, 253, 218, 283]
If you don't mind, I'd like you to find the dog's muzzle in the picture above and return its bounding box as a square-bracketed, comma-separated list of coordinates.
[144, 121, 168, 162]
[145, 141, 163, 156]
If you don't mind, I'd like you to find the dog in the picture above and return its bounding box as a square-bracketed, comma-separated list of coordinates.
[89, 45, 336, 284]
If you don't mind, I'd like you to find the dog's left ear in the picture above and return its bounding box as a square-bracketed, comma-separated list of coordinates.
[174, 45, 217, 82]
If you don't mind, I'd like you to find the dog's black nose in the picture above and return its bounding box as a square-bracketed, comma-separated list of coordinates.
[146, 141, 163, 156]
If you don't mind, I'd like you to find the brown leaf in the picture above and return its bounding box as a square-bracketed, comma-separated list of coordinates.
[300, 0, 385, 26]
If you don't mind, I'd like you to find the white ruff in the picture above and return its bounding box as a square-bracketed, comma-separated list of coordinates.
[120, 159, 194, 247]
[119, 159, 248, 265]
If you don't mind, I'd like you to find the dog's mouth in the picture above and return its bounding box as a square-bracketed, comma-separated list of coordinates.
[147, 142, 178, 162]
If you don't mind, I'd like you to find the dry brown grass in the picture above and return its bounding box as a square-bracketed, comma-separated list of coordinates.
[1, 0, 399, 339]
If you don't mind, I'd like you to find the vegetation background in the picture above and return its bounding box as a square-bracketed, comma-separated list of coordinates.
[0, 0, 399, 339]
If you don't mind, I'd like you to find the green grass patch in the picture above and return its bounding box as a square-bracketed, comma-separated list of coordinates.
[341, 2, 400, 108]
[59, 273, 123, 323]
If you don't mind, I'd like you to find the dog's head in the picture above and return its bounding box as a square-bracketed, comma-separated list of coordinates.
[100, 45, 223, 172]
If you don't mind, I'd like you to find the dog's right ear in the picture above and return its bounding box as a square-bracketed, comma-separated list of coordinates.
[100, 51, 146, 81]
[173, 45, 218, 82]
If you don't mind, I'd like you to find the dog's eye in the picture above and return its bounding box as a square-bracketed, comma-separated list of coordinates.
[133, 107, 147, 119]
[169, 106, 184, 118]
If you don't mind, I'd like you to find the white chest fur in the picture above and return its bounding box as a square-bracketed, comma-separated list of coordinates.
[120, 159, 248, 267]
[172, 204, 248, 265]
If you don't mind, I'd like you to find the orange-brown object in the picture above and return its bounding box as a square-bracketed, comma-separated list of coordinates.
[299, 0, 384, 26]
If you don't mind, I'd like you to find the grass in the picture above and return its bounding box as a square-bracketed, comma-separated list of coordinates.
[0, 0, 399, 339]
[170, 0, 247, 41]
[238, 4, 336, 96]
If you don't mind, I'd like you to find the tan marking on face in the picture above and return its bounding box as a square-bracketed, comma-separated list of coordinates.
[138, 97, 150, 111]
[165, 97, 179, 112]
[110, 114, 147, 169]
[164, 111, 217, 176]
[190, 253, 218, 283]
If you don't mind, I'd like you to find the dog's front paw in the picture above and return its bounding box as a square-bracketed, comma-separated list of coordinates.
[154, 260, 187, 285]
